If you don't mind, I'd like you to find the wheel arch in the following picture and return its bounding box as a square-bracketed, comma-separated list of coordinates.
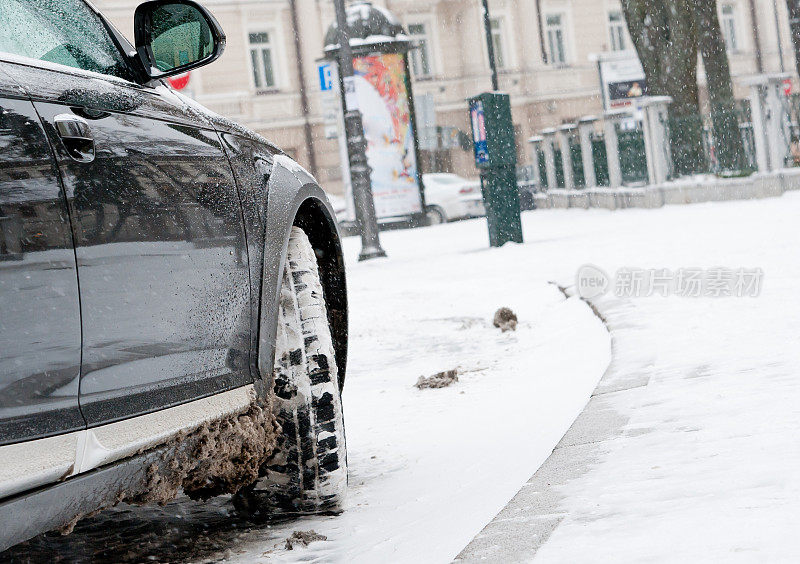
[258, 157, 348, 399]
[426, 204, 448, 223]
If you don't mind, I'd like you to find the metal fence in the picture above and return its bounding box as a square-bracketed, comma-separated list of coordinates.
[530, 102, 780, 193]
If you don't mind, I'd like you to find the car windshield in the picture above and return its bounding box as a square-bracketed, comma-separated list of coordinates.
[0, 0, 129, 78]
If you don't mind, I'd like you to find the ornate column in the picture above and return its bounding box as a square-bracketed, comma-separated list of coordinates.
[578, 116, 598, 188]
[603, 110, 625, 189]
[556, 124, 576, 190]
[541, 128, 558, 190]
[528, 136, 543, 188]
[639, 96, 673, 185]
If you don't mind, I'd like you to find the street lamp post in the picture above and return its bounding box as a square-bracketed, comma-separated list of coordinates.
[332, 0, 386, 261]
[481, 0, 500, 91]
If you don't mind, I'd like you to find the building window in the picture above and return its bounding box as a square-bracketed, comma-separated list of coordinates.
[721, 4, 738, 52]
[249, 31, 276, 89]
[608, 10, 626, 51]
[546, 14, 566, 65]
[408, 23, 433, 77]
[489, 18, 507, 69]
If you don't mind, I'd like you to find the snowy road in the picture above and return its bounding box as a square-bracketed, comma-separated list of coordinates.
[7, 190, 799, 562]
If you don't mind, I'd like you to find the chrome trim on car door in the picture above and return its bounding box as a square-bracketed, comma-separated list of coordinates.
[0, 384, 256, 500]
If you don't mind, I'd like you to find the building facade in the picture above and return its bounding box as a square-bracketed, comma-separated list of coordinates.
[95, 0, 799, 195]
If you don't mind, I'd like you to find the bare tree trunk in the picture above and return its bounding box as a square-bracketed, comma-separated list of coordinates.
[289, 0, 318, 177]
[696, 0, 748, 173]
[622, 0, 706, 176]
[787, 0, 800, 79]
[748, 0, 765, 73]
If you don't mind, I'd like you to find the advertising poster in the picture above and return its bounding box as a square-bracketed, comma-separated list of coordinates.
[470, 100, 489, 166]
[351, 53, 423, 220]
[597, 51, 647, 110]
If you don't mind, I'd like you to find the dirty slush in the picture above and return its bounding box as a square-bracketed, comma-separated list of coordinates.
[60, 390, 280, 534]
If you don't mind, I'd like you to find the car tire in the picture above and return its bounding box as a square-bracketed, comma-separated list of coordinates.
[233, 226, 347, 517]
[425, 205, 447, 226]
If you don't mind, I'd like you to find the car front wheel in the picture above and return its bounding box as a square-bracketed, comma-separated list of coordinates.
[234, 226, 347, 517]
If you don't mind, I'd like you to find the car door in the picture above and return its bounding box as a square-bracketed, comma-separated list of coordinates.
[0, 63, 83, 446]
[0, 0, 252, 427]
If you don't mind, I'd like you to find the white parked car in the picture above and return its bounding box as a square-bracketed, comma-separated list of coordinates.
[422, 173, 485, 224]
[327, 193, 349, 224]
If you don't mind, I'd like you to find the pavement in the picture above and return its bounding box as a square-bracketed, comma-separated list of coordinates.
[458, 192, 800, 562]
[455, 294, 657, 561]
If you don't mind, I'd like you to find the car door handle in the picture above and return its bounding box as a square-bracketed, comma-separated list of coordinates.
[54, 114, 95, 162]
[55, 114, 93, 141]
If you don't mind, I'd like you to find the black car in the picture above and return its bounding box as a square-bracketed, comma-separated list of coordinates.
[0, 0, 348, 551]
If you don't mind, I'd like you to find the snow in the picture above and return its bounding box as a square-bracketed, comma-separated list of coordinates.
[216, 212, 612, 562]
[217, 190, 800, 563]
[527, 195, 800, 563]
[349, 34, 409, 47]
[11, 187, 791, 561]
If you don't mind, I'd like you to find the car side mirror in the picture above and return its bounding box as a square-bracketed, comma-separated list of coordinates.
[134, 0, 225, 80]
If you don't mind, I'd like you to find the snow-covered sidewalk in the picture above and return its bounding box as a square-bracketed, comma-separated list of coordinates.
[458, 192, 800, 562]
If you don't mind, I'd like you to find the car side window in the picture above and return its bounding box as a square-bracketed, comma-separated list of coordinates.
[0, 0, 130, 79]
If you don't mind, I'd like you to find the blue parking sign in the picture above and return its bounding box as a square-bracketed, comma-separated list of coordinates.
[319, 63, 334, 92]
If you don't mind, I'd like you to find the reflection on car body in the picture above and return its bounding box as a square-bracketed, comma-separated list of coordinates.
[0, 0, 348, 552]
